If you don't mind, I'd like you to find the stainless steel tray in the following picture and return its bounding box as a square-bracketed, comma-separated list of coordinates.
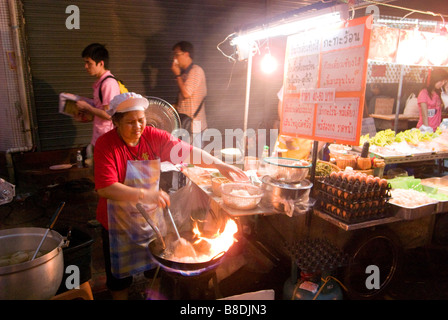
[391, 202, 438, 220]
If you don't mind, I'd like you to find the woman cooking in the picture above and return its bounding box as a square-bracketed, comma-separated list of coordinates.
[417, 68, 448, 132]
[94, 92, 248, 299]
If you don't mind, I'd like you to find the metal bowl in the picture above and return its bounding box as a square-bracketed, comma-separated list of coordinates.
[261, 176, 313, 212]
[263, 157, 311, 183]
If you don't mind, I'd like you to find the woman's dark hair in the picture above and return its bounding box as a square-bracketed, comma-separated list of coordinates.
[425, 68, 448, 96]
[111, 112, 125, 125]
[172, 41, 194, 59]
[82, 43, 110, 69]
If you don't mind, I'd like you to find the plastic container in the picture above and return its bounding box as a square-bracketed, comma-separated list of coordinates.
[55, 226, 93, 294]
[334, 154, 357, 170]
[221, 183, 263, 210]
[211, 177, 230, 197]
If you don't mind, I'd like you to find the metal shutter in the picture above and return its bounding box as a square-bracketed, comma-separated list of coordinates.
[20, 0, 318, 151]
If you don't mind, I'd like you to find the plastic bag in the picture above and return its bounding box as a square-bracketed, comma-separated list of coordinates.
[403, 93, 419, 117]
[169, 180, 211, 234]
[0, 178, 15, 205]
[419, 124, 433, 134]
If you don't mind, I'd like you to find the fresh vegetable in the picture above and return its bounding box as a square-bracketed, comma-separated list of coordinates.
[360, 127, 442, 147]
[315, 161, 337, 177]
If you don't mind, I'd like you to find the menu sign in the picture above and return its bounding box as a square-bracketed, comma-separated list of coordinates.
[280, 16, 371, 145]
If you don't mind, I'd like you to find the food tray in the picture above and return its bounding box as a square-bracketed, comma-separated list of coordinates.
[370, 151, 411, 159]
[421, 177, 448, 188]
[391, 202, 438, 220]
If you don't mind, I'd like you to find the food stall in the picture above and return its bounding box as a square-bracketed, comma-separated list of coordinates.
[155, 4, 448, 300]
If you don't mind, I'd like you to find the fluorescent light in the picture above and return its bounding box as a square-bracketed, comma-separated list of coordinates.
[231, 4, 348, 60]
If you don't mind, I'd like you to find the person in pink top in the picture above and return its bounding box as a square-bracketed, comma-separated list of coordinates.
[417, 68, 448, 132]
[75, 43, 121, 146]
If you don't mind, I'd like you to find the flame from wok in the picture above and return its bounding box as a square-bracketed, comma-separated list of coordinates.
[167, 219, 238, 263]
[192, 219, 238, 258]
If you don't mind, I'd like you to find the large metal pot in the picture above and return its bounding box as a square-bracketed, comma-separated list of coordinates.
[0, 227, 65, 300]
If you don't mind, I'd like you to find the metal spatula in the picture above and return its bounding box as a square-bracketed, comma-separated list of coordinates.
[166, 207, 196, 259]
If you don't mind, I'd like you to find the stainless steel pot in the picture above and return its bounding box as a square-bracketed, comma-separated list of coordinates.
[0, 227, 66, 300]
[261, 176, 313, 212]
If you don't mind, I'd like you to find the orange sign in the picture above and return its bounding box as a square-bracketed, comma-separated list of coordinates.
[280, 16, 371, 145]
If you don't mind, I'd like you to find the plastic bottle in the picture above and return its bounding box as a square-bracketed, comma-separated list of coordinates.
[262, 145, 269, 159]
[76, 150, 83, 168]
[257, 145, 270, 176]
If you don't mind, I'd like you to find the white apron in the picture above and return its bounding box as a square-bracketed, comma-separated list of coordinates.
[107, 158, 165, 279]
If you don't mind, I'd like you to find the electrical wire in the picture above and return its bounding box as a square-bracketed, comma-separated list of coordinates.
[360, 0, 448, 19]
[226, 58, 236, 90]
[313, 276, 348, 300]
[216, 32, 237, 62]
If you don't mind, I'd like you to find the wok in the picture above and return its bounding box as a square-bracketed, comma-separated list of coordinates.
[148, 231, 228, 272]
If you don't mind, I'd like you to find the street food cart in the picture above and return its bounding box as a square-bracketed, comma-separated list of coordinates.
[205, 3, 448, 299]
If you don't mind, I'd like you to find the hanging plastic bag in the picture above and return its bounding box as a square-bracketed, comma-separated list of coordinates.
[169, 180, 211, 234]
[403, 93, 419, 117]
[0, 178, 15, 205]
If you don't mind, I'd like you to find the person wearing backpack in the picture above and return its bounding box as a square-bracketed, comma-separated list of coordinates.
[74, 43, 122, 147]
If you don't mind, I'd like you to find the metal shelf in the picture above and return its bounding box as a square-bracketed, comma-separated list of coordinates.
[382, 152, 448, 165]
[313, 209, 401, 231]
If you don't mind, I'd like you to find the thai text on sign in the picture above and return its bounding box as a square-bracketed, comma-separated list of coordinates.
[280, 15, 371, 145]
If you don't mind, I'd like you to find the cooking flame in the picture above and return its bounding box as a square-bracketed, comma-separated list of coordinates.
[192, 219, 238, 259]
[164, 218, 238, 263]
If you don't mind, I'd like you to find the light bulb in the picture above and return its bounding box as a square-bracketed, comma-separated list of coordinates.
[261, 52, 277, 74]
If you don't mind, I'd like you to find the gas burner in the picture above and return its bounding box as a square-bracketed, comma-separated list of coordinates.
[156, 266, 221, 300]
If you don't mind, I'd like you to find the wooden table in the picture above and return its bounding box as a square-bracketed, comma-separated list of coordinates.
[369, 114, 418, 131]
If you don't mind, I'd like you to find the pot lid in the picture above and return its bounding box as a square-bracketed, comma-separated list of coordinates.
[144, 96, 180, 134]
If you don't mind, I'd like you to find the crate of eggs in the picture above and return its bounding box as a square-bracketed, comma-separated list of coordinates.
[316, 170, 392, 224]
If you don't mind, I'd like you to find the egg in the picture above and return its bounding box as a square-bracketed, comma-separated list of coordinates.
[379, 179, 388, 188]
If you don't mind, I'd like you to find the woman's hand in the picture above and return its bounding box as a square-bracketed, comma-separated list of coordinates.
[141, 189, 170, 208]
[215, 162, 249, 182]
